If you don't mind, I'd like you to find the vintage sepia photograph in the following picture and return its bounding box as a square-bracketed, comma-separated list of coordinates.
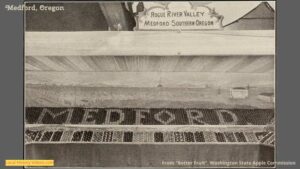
[24, 1, 275, 167]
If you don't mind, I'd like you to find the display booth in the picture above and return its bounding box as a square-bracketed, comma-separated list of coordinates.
[25, 1, 275, 167]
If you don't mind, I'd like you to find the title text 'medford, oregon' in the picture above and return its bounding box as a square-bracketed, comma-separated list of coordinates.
[5, 4, 64, 12]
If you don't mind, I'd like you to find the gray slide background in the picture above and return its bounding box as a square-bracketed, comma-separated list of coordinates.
[0, 0, 298, 169]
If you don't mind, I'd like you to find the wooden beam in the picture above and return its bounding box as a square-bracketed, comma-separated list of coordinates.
[25, 30, 275, 56]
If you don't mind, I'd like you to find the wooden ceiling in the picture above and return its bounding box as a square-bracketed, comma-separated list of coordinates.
[25, 30, 274, 89]
[26, 55, 274, 73]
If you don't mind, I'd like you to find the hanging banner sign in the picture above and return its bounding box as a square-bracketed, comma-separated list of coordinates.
[135, 2, 224, 31]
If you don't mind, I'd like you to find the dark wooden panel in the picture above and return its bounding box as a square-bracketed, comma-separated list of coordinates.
[26, 3, 109, 31]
